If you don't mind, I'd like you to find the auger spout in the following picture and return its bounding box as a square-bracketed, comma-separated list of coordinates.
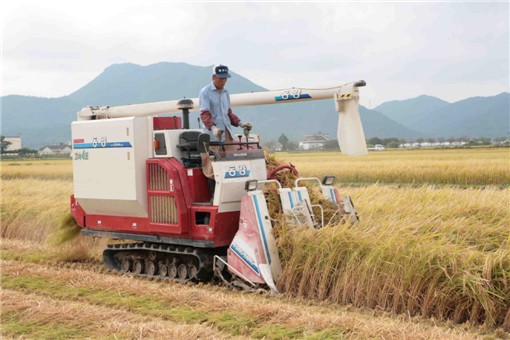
[76, 81, 368, 156]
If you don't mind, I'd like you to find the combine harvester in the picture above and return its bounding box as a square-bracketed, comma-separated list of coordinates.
[70, 80, 368, 292]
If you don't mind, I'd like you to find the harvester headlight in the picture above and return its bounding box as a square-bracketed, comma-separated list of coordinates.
[245, 180, 258, 192]
[322, 175, 336, 186]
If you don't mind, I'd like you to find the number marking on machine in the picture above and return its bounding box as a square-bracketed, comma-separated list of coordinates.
[274, 89, 312, 101]
[224, 164, 250, 179]
[73, 140, 132, 149]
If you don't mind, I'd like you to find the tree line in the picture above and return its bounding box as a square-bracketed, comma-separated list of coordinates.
[1, 136, 39, 155]
[264, 134, 509, 151]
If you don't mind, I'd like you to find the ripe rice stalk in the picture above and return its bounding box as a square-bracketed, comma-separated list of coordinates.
[276, 225, 509, 329]
[49, 213, 81, 246]
[273, 184, 510, 330]
[45, 212, 101, 261]
[0, 177, 103, 261]
[264, 150, 299, 188]
[1, 178, 73, 242]
[262, 151, 510, 329]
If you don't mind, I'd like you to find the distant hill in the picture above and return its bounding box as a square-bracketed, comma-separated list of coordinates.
[412, 93, 510, 138]
[1, 62, 418, 148]
[374, 95, 450, 127]
[358, 106, 421, 138]
[68, 62, 267, 106]
[375, 93, 510, 138]
[1, 95, 80, 148]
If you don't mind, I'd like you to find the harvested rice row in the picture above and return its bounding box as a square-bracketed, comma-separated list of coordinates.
[1, 289, 235, 339]
[1, 259, 488, 339]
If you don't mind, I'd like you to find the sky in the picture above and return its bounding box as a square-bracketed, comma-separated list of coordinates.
[1, 1, 508, 107]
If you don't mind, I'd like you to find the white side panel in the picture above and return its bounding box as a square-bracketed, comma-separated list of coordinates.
[249, 191, 282, 281]
[259, 264, 279, 294]
[278, 188, 297, 213]
[278, 188, 314, 227]
[321, 185, 338, 203]
[72, 117, 152, 217]
[212, 157, 267, 213]
[291, 187, 315, 228]
[293, 187, 312, 205]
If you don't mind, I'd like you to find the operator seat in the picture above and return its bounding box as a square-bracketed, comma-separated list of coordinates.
[177, 131, 210, 168]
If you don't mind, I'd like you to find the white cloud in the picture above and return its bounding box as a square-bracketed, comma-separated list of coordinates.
[1, 1, 508, 105]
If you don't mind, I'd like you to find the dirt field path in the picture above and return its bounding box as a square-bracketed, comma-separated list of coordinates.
[1, 239, 501, 340]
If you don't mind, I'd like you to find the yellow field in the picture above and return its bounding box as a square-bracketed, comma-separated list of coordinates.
[279, 148, 510, 186]
[1, 148, 509, 338]
[1, 159, 72, 180]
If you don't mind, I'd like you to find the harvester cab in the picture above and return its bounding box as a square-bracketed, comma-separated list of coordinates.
[71, 80, 367, 292]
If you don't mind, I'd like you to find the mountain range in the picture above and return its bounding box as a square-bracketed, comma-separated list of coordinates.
[1, 62, 508, 148]
[375, 93, 509, 138]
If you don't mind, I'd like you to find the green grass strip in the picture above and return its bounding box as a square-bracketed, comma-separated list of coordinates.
[1, 249, 56, 264]
[1, 311, 90, 340]
[2, 275, 206, 323]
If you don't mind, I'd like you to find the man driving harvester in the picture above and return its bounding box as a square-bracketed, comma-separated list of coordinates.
[199, 64, 253, 198]
[199, 64, 252, 142]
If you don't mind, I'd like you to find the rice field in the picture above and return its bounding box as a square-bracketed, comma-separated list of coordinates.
[1, 159, 72, 180]
[276, 185, 509, 328]
[2, 241, 493, 340]
[1, 148, 509, 338]
[280, 148, 510, 187]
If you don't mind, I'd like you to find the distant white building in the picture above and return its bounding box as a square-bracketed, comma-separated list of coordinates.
[399, 141, 467, 148]
[3, 136, 22, 151]
[299, 133, 329, 150]
[39, 144, 72, 155]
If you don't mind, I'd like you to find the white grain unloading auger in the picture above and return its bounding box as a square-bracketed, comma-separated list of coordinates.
[71, 80, 367, 293]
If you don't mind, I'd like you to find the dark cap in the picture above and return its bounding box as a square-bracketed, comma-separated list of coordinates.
[213, 64, 231, 79]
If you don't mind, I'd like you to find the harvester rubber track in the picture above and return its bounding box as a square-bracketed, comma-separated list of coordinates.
[103, 243, 215, 282]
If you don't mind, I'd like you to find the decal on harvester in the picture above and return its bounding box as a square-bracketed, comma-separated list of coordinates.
[253, 195, 272, 265]
[275, 89, 312, 102]
[73, 137, 132, 149]
[73, 150, 89, 160]
[330, 188, 337, 203]
[224, 164, 250, 179]
[230, 242, 259, 274]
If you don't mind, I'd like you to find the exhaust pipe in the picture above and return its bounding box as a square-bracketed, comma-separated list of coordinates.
[177, 98, 194, 129]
